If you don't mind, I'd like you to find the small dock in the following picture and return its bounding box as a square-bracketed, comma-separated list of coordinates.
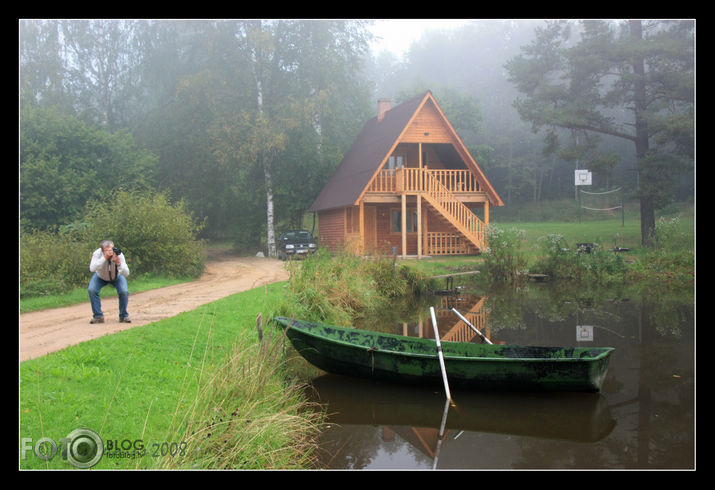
[429, 270, 481, 280]
[429, 270, 481, 292]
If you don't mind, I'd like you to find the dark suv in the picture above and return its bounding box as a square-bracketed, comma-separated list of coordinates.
[277, 230, 317, 260]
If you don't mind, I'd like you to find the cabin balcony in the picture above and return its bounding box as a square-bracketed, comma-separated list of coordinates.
[358, 167, 492, 257]
[365, 168, 488, 203]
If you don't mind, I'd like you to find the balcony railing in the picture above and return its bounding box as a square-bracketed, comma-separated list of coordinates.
[366, 168, 480, 194]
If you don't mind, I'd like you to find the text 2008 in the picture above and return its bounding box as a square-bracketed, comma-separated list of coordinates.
[151, 441, 187, 458]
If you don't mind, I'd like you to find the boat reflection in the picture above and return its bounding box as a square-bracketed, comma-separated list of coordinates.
[308, 374, 616, 444]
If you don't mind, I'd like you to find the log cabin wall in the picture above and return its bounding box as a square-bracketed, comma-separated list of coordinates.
[317, 208, 344, 251]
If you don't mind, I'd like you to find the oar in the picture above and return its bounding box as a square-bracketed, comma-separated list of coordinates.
[430, 307, 454, 405]
[451, 307, 493, 344]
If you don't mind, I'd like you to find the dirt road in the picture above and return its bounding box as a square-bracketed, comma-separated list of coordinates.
[20, 255, 289, 361]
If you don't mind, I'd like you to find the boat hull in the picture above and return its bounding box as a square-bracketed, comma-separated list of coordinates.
[275, 317, 614, 392]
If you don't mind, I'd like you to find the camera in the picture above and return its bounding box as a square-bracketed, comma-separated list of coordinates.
[112, 247, 122, 256]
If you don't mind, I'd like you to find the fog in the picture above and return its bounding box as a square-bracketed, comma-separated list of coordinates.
[20, 19, 694, 246]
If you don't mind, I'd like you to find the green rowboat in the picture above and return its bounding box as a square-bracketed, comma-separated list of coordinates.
[274, 317, 614, 392]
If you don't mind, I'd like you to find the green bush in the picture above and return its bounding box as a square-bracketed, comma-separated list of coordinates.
[534, 234, 627, 284]
[20, 227, 93, 297]
[20, 190, 206, 298]
[20, 104, 157, 230]
[625, 216, 694, 288]
[83, 190, 206, 278]
[651, 216, 691, 253]
[482, 226, 529, 283]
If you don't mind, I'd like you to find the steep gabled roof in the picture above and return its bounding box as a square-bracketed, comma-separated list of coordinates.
[309, 92, 425, 212]
[309, 91, 503, 212]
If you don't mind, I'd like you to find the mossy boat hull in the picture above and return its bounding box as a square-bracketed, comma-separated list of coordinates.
[275, 317, 613, 392]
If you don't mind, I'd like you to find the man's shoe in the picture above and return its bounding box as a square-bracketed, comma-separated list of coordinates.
[90, 317, 105, 324]
[119, 317, 132, 323]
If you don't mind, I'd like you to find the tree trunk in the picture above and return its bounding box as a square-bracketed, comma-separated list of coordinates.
[251, 20, 277, 257]
[264, 160, 277, 257]
[630, 20, 656, 246]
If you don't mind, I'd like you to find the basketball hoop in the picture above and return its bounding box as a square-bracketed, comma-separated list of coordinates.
[574, 169, 592, 186]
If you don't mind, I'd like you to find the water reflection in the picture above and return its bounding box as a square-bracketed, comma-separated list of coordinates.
[358, 293, 494, 343]
[298, 282, 694, 469]
[309, 374, 615, 436]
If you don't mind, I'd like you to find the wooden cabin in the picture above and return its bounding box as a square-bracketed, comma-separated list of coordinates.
[310, 91, 504, 258]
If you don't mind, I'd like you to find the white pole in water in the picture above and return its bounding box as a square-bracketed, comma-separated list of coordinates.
[430, 307, 453, 404]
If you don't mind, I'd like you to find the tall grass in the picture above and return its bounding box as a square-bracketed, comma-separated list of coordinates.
[159, 321, 321, 469]
[624, 215, 695, 287]
[277, 249, 428, 326]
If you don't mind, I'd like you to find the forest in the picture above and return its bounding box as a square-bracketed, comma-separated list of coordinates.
[20, 19, 695, 253]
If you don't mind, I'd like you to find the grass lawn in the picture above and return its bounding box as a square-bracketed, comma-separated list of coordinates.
[19, 281, 319, 469]
[398, 211, 693, 280]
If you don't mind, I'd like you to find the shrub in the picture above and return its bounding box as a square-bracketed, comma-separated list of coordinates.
[651, 216, 691, 253]
[482, 226, 529, 283]
[20, 227, 94, 296]
[83, 190, 206, 278]
[626, 216, 694, 288]
[20, 190, 206, 299]
[20, 104, 157, 230]
[534, 234, 627, 284]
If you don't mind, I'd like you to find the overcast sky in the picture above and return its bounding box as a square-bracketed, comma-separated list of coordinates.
[369, 19, 472, 58]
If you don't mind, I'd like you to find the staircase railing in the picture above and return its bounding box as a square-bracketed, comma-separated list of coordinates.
[364, 167, 488, 253]
[416, 169, 486, 251]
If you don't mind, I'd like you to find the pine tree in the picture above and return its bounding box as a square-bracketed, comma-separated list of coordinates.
[506, 20, 694, 245]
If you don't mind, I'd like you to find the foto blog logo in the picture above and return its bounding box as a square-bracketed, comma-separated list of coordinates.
[21, 428, 104, 469]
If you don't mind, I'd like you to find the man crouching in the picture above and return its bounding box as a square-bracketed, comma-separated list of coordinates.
[88, 240, 131, 324]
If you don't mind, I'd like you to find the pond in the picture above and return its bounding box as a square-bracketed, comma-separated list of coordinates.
[293, 280, 695, 470]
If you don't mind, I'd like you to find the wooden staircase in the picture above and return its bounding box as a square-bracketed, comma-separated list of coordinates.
[419, 170, 487, 253]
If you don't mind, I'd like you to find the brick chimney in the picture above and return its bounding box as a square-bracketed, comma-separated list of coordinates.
[377, 98, 391, 122]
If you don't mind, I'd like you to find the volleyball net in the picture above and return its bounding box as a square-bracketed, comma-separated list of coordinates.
[578, 187, 624, 225]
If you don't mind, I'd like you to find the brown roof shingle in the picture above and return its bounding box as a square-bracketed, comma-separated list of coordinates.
[309, 92, 428, 212]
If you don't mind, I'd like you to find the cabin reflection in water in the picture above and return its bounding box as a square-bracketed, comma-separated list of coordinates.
[389, 294, 498, 344]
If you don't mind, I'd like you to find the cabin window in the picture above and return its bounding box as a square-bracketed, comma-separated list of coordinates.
[387, 155, 403, 170]
[391, 209, 418, 233]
